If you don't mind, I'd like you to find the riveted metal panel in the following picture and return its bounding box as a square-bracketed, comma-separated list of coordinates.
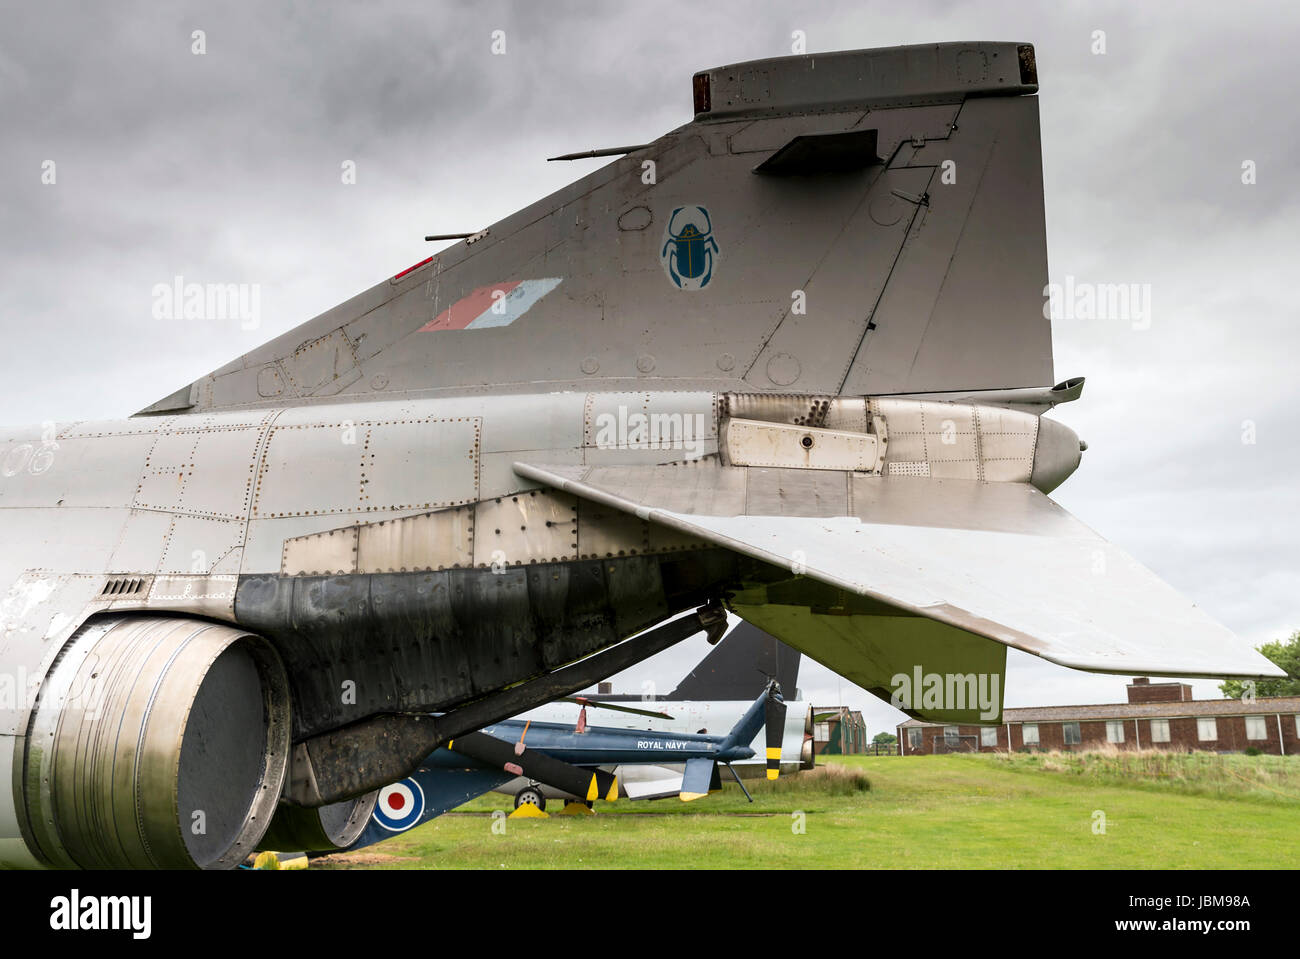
[0, 432, 152, 510]
[157, 515, 245, 575]
[576, 500, 649, 559]
[921, 404, 981, 480]
[132, 431, 199, 511]
[873, 399, 979, 479]
[723, 418, 881, 472]
[582, 391, 718, 461]
[887, 461, 931, 477]
[254, 417, 480, 519]
[145, 573, 240, 619]
[975, 405, 1038, 482]
[647, 522, 712, 554]
[59, 419, 179, 439]
[471, 489, 577, 568]
[478, 392, 588, 457]
[360, 419, 480, 512]
[180, 410, 280, 432]
[282, 329, 359, 396]
[479, 448, 583, 501]
[356, 506, 474, 573]
[133, 427, 262, 519]
[255, 423, 360, 519]
[282, 526, 359, 576]
[455, 567, 544, 696]
[720, 392, 833, 427]
[604, 555, 669, 638]
[172, 427, 264, 518]
[526, 560, 616, 666]
[581, 460, 747, 516]
[106, 508, 177, 572]
[822, 396, 869, 433]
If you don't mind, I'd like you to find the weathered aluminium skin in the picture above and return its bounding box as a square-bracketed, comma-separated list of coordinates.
[0, 42, 1282, 869]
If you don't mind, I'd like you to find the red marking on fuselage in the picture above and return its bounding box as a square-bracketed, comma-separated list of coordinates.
[387, 793, 406, 811]
[419, 280, 523, 331]
[393, 256, 434, 281]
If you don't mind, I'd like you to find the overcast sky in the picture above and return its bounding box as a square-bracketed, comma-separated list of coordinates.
[2, 0, 1296, 732]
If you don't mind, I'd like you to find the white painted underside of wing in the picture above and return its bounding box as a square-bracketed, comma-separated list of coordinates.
[515, 463, 1283, 680]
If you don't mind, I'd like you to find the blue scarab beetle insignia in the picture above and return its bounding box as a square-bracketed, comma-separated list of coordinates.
[660, 205, 720, 290]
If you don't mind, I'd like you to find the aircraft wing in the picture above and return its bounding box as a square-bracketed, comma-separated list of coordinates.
[514, 461, 1284, 680]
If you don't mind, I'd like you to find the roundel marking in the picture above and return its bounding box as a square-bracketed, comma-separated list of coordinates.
[373, 778, 425, 832]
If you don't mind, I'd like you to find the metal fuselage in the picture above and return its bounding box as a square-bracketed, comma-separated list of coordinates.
[0, 390, 737, 745]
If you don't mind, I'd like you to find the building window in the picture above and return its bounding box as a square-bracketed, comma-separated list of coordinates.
[908, 727, 922, 748]
[1295, 715, 1299, 737]
[943, 725, 960, 743]
[980, 727, 998, 747]
[1150, 718, 1170, 743]
[1022, 723, 1039, 745]
[1062, 721, 1081, 745]
[1245, 716, 1267, 741]
[1197, 717, 1217, 741]
[1106, 720, 1125, 744]
[815, 723, 830, 741]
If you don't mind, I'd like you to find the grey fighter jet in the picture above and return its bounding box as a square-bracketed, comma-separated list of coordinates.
[0, 42, 1283, 869]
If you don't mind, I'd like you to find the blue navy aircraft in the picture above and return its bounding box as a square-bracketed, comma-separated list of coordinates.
[502, 619, 812, 804]
[262, 682, 785, 854]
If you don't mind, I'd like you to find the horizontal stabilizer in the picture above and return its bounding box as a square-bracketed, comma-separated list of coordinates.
[680, 757, 716, 801]
[618, 765, 687, 800]
[514, 461, 1284, 681]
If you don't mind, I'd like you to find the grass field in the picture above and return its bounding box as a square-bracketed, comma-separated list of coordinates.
[313, 752, 1300, 869]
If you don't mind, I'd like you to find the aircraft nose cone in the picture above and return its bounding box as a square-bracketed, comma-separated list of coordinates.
[1030, 417, 1083, 494]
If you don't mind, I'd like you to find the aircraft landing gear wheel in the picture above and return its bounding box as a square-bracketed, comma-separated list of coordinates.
[515, 786, 546, 812]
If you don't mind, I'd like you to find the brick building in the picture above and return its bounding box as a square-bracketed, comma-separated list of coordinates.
[898, 678, 1300, 756]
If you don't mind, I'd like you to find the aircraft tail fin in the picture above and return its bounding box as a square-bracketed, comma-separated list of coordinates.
[668, 621, 801, 701]
[139, 42, 1051, 416]
[716, 681, 780, 755]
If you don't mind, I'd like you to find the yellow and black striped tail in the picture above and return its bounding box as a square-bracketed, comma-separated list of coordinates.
[765, 682, 787, 780]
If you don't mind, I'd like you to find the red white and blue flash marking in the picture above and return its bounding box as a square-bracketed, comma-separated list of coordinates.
[419, 278, 561, 332]
[373, 778, 425, 832]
